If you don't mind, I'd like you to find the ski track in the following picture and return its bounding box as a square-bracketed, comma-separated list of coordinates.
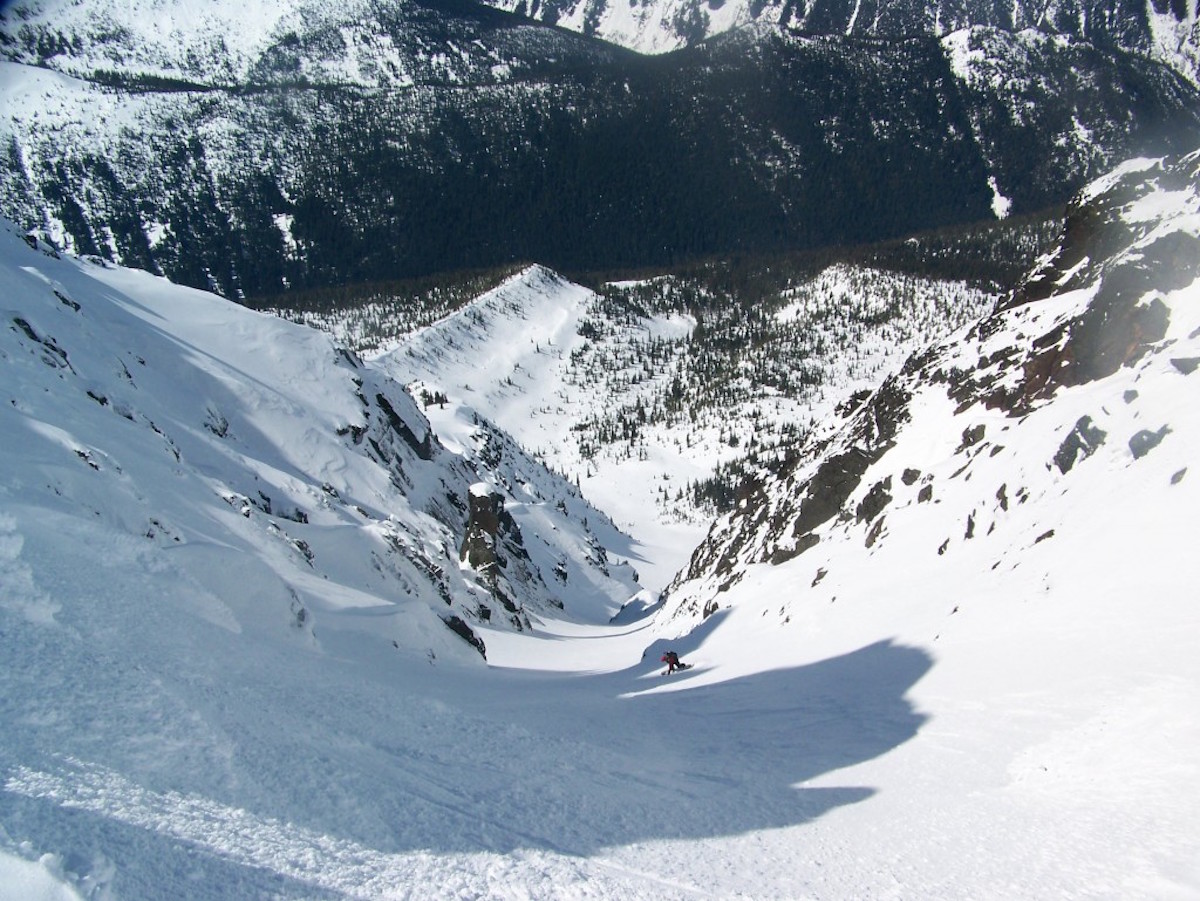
[4, 761, 664, 900]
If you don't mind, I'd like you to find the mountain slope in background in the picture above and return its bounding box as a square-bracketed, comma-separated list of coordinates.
[3, 0, 1198, 298]
[490, 0, 1200, 81]
[359, 258, 1005, 587]
[649, 147, 1200, 892]
[664, 147, 1200, 616]
[374, 264, 706, 588]
[0, 0, 621, 84]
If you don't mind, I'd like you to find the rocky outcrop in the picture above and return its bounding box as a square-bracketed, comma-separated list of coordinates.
[460, 486, 506, 574]
[460, 484, 534, 631]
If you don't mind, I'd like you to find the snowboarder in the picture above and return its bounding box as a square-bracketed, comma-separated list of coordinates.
[661, 650, 688, 675]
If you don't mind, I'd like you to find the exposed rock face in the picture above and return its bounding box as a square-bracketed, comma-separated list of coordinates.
[676, 368, 913, 591]
[460, 485, 535, 630]
[1054, 416, 1108, 474]
[661, 148, 1200, 620]
[967, 167, 1200, 417]
[441, 614, 488, 659]
[461, 487, 506, 573]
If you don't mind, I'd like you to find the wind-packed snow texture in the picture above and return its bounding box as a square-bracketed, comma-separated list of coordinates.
[3, 148, 1200, 900]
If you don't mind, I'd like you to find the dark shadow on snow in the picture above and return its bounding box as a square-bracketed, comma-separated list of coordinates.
[576, 636, 932, 851]
[355, 631, 934, 857]
[608, 591, 663, 625]
[2, 621, 933, 890]
[632, 605, 733, 670]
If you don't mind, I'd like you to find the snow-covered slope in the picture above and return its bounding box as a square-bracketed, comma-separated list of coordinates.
[0, 0, 612, 86]
[1, 151, 1199, 898]
[657, 148, 1200, 895]
[496, 0, 1200, 85]
[374, 264, 704, 589]
[0, 0, 294, 81]
[373, 262, 994, 589]
[0, 220, 639, 662]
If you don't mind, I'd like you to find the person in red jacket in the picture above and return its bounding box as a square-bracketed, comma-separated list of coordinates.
[661, 650, 686, 674]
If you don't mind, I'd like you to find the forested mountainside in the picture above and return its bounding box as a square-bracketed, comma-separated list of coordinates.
[2, 0, 1197, 301]
[271, 214, 1062, 533]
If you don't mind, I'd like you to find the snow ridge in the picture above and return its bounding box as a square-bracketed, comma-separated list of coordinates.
[0, 222, 639, 661]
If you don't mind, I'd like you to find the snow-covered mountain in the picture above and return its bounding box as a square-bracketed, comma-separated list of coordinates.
[0, 217, 641, 667]
[0, 0, 619, 84]
[491, 0, 1200, 81]
[2, 138, 1198, 897]
[342, 256, 1002, 588]
[372, 264, 707, 587]
[645, 147, 1200, 892]
[663, 147, 1200, 621]
[3, 0, 1198, 298]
